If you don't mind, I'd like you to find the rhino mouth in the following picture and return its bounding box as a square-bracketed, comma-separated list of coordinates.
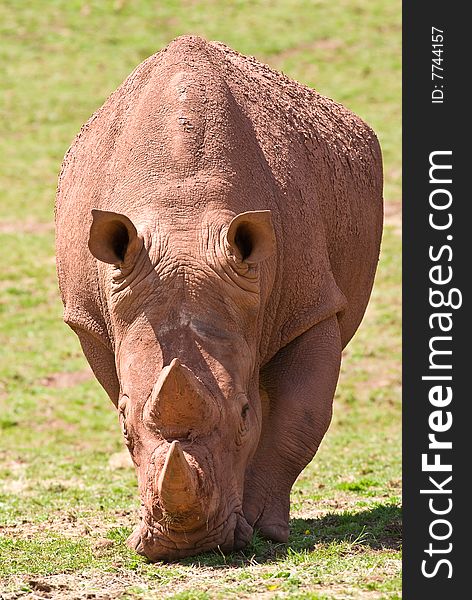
[127, 508, 253, 561]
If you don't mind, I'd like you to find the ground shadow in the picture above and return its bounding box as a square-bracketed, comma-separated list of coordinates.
[289, 503, 402, 551]
[176, 502, 402, 568]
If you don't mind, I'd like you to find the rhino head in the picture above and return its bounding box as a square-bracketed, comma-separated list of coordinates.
[88, 203, 276, 560]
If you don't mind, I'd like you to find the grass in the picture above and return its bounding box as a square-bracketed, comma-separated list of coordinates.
[0, 1, 401, 598]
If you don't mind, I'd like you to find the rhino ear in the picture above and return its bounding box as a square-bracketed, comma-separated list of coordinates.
[226, 210, 276, 265]
[88, 209, 141, 265]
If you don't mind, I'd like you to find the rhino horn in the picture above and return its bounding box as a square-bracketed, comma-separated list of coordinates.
[157, 440, 205, 528]
[149, 358, 216, 431]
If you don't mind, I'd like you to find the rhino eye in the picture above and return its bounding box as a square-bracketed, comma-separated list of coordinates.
[119, 410, 128, 438]
[118, 393, 129, 410]
[241, 403, 250, 419]
[118, 395, 130, 439]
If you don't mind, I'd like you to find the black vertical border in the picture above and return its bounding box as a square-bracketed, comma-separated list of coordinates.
[403, 3, 468, 598]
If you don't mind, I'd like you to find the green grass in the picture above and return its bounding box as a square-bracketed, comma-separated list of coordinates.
[0, 1, 401, 598]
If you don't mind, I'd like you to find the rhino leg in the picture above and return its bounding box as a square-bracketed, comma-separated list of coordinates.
[244, 315, 342, 542]
[72, 327, 120, 406]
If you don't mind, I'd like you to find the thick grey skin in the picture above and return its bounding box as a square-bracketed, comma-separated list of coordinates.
[56, 35, 383, 557]
[244, 316, 341, 542]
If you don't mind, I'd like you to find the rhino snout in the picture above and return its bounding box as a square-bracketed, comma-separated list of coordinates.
[127, 508, 253, 561]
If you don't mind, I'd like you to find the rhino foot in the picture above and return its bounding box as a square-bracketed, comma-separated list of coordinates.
[254, 517, 289, 543]
[243, 485, 290, 544]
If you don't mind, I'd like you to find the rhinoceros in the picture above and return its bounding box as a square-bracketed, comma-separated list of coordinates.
[55, 35, 383, 560]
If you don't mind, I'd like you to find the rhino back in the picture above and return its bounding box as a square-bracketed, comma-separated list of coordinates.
[207, 40, 383, 353]
[55, 35, 382, 357]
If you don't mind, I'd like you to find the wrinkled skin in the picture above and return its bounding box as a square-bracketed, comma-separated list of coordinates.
[98, 204, 273, 557]
[55, 36, 383, 560]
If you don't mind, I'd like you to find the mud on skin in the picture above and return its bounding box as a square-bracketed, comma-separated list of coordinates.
[55, 35, 383, 560]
